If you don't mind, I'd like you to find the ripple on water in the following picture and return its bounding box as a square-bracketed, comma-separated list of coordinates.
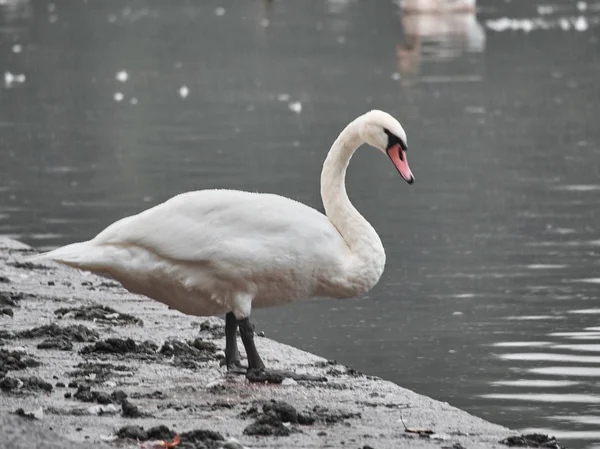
[528, 366, 600, 377]
[569, 308, 600, 314]
[41, 218, 94, 224]
[520, 429, 600, 441]
[504, 315, 563, 321]
[489, 379, 579, 387]
[481, 393, 600, 403]
[27, 233, 64, 240]
[491, 341, 552, 348]
[574, 278, 600, 284]
[549, 331, 600, 337]
[526, 264, 567, 269]
[553, 184, 600, 191]
[43, 166, 83, 174]
[549, 415, 600, 426]
[497, 353, 600, 363]
[552, 344, 600, 352]
[527, 240, 600, 247]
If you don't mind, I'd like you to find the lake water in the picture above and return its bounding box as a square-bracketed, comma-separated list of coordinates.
[1, 0, 600, 446]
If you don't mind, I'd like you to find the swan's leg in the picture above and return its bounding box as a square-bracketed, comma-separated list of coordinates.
[237, 316, 328, 384]
[238, 317, 265, 371]
[223, 312, 246, 374]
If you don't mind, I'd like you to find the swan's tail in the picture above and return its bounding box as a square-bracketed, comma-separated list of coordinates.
[27, 241, 108, 271]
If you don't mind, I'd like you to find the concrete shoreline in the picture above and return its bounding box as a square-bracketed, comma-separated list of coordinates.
[0, 237, 516, 449]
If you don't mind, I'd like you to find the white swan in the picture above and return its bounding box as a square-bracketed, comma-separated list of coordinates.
[32, 110, 414, 377]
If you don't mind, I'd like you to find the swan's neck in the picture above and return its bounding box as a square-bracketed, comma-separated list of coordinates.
[320, 119, 386, 293]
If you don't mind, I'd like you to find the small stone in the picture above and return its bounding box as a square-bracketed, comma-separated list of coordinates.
[64, 392, 72, 399]
[121, 400, 142, 418]
[263, 401, 298, 423]
[74, 385, 96, 402]
[0, 307, 14, 317]
[96, 392, 112, 404]
[0, 377, 21, 391]
[55, 382, 65, 388]
[117, 425, 148, 440]
[111, 389, 128, 404]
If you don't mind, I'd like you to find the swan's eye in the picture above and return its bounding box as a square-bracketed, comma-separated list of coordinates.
[383, 128, 407, 152]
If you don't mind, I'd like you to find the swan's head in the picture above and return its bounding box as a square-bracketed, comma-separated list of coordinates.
[359, 109, 414, 184]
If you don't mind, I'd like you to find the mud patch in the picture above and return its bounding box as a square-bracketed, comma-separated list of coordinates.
[117, 425, 224, 448]
[193, 320, 225, 338]
[117, 424, 176, 441]
[14, 406, 44, 420]
[19, 323, 99, 342]
[500, 434, 563, 449]
[1, 375, 53, 393]
[97, 281, 121, 289]
[8, 261, 54, 271]
[0, 348, 40, 376]
[73, 385, 112, 404]
[69, 361, 135, 383]
[80, 338, 157, 356]
[158, 338, 220, 368]
[244, 412, 292, 437]
[38, 336, 73, 351]
[0, 291, 27, 307]
[54, 305, 143, 326]
[241, 400, 360, 437]
[130, 390, 166, 400]
[311, 405, 361, 424]
[0, 276, 10, 283]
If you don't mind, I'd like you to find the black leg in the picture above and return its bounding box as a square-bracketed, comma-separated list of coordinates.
[238, 317, 265, 371]
[223, 312, 246, 374]
[236, 316, 328, 385]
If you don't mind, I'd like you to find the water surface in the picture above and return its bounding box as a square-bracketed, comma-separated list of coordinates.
[1, 0, 600, 447]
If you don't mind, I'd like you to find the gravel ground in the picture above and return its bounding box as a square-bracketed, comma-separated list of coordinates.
[0, 237, 525, 449]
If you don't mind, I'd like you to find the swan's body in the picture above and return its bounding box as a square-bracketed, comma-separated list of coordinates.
[33, 110, 414, 375]
[53, 189, 379, 318]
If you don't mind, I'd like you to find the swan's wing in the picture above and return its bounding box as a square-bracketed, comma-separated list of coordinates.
[94, 189, 348, 269]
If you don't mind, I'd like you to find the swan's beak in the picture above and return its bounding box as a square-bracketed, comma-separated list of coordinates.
[387, 144, 414, 184]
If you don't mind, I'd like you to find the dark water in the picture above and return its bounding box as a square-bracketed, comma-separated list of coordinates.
[2, 0, 600, 446]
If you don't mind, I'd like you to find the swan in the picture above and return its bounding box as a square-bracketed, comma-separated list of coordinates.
[31, 110, 414, 378]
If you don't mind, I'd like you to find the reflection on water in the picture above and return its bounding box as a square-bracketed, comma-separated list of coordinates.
[482, 393, 600, 403]
[1, 0, 600, 448]
[396, 7, 485, 83]
[489, 380, 579, 387]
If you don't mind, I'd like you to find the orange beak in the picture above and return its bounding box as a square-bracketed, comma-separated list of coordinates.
[386, 143, 414, 184]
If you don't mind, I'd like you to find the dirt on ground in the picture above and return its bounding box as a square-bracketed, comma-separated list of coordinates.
[0, 238, 525, 449]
